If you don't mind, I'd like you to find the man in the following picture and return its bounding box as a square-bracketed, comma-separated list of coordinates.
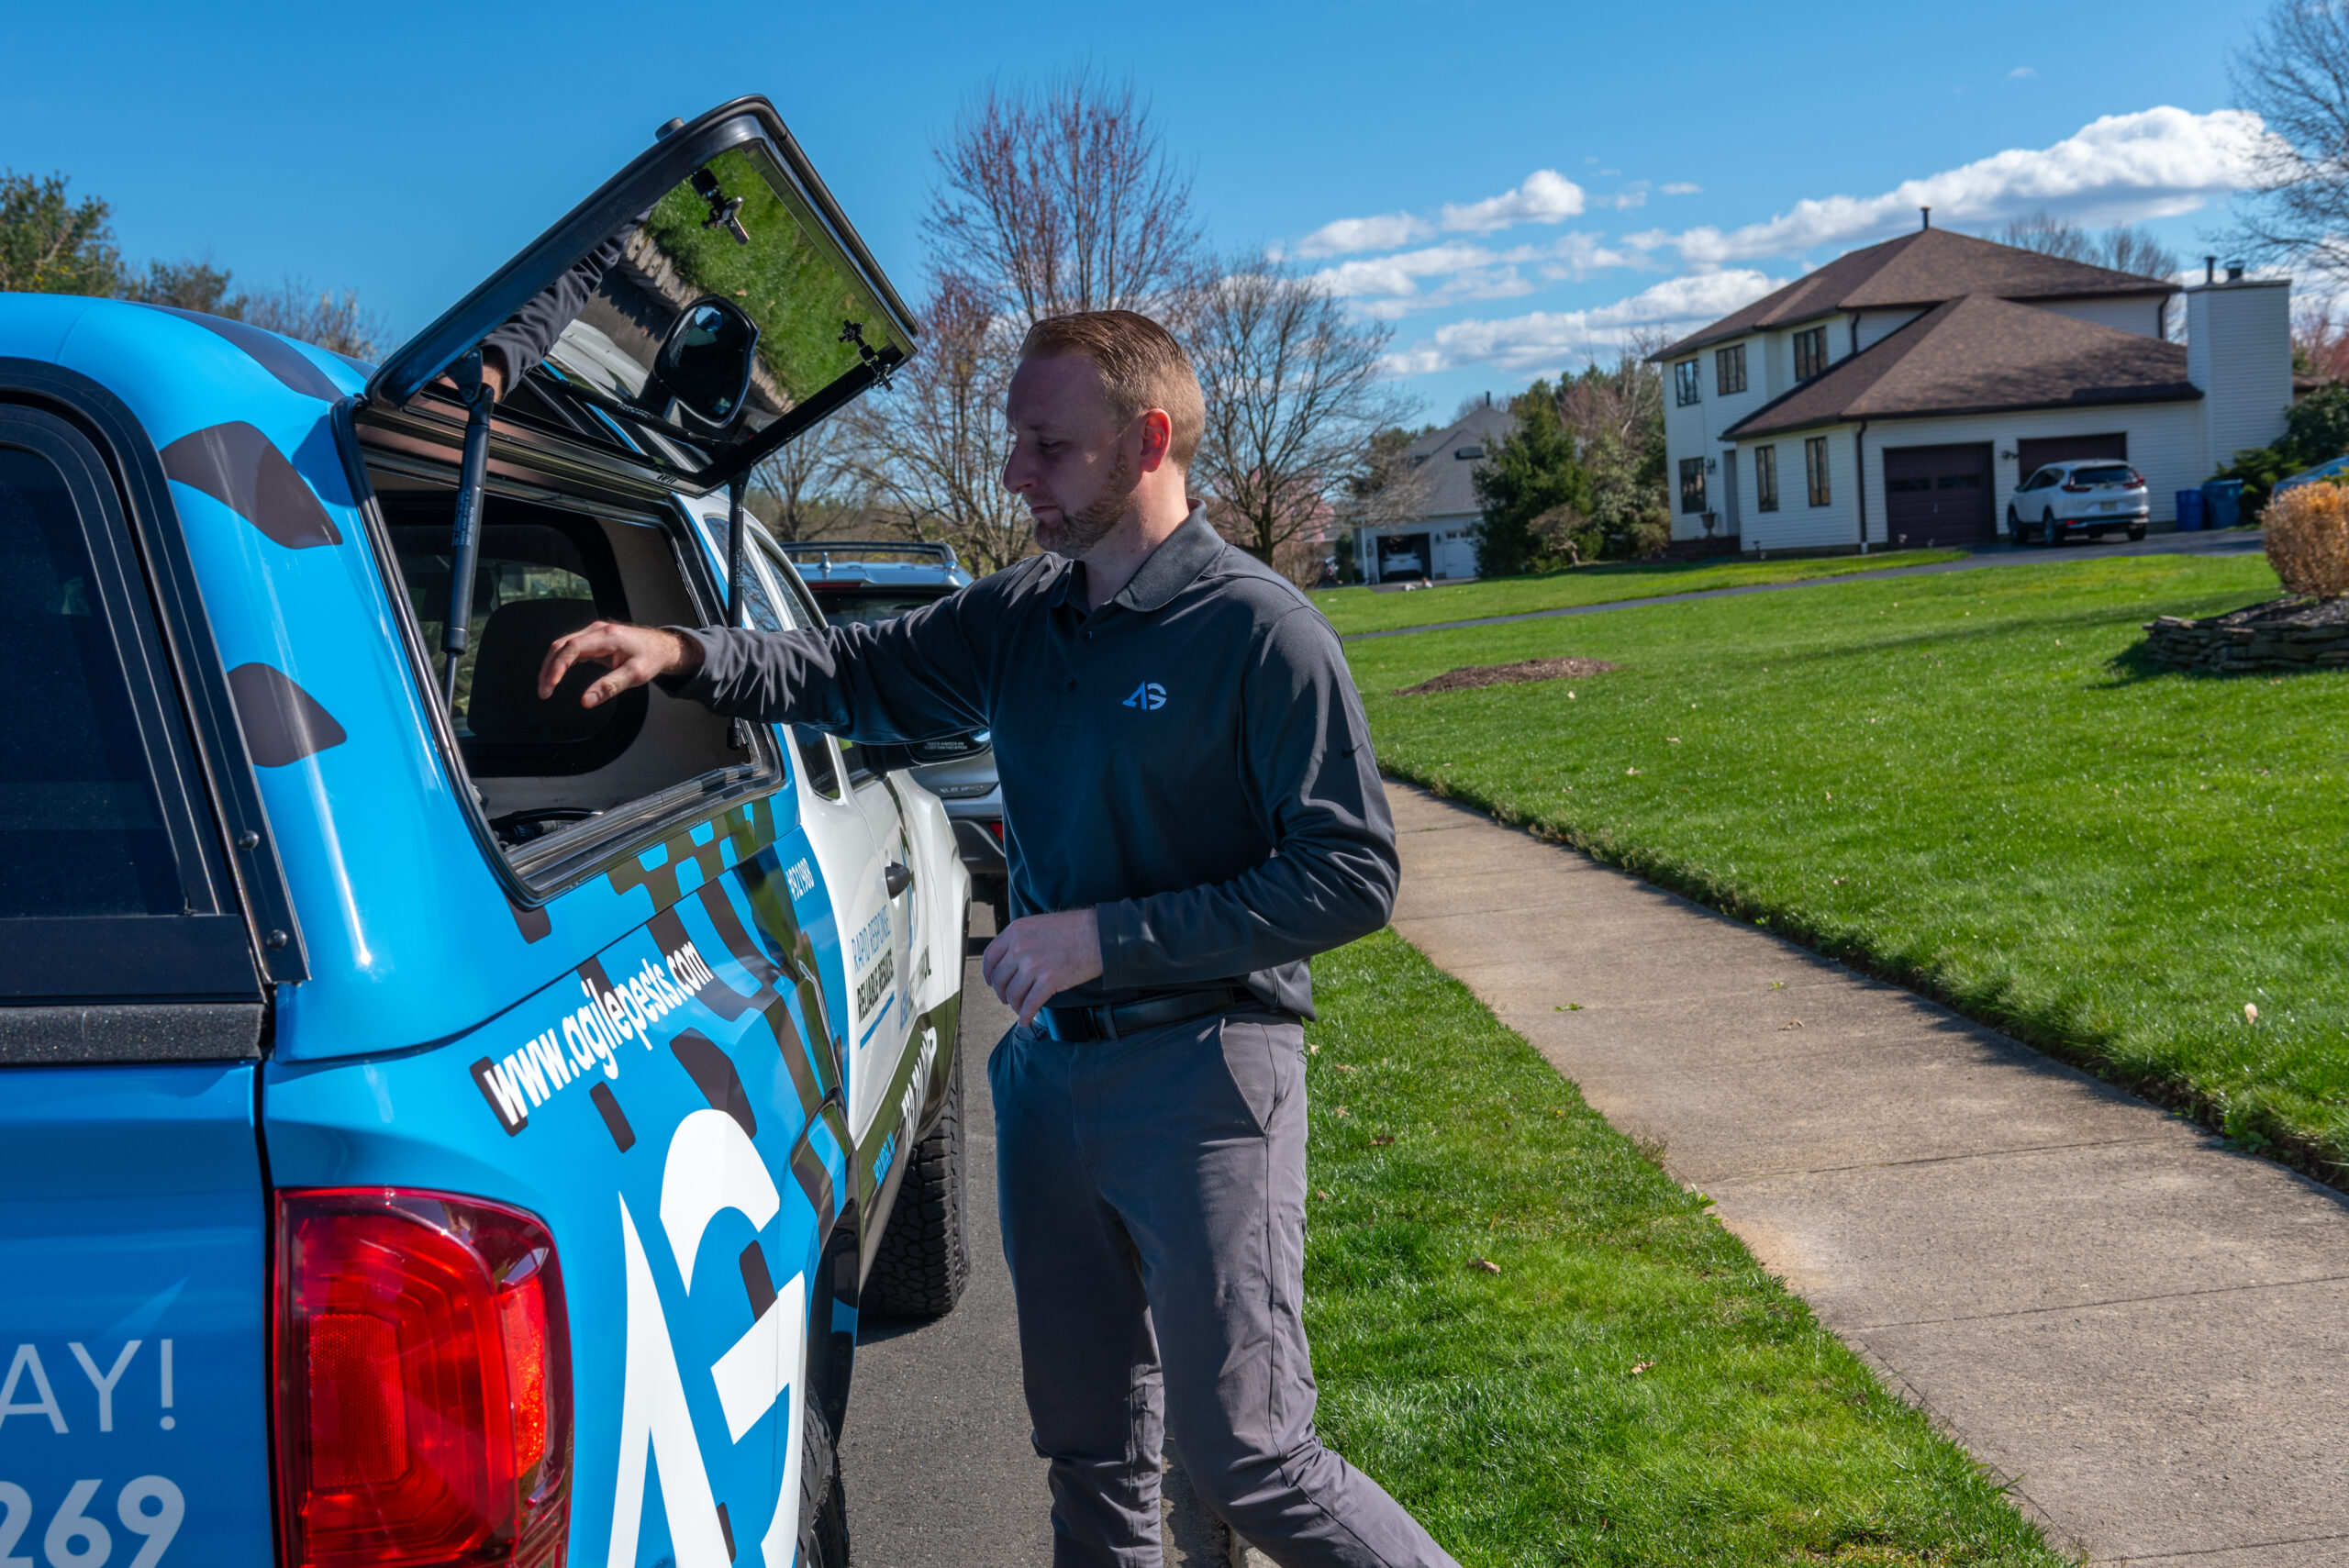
[539, 310, 1457, 1568]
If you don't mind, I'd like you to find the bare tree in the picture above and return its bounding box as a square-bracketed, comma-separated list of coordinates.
[926, 70, 1206, 326]
[1993, 210, 2181, 279]
[750, 415, 860, 542]
[235, 279, 387, 361]
[2231, 1, 2349, 285]
[841, 277, 1035, 574]
[1188, 256, 1411, 574]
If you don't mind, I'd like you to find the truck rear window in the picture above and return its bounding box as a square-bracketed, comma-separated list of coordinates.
[376, 489, 763, 861]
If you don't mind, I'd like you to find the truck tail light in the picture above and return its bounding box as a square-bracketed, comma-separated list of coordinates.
[274, 1190, 572, 1568]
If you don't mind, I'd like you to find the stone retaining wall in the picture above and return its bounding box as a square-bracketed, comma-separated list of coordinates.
[2143, 610, 2349, 671]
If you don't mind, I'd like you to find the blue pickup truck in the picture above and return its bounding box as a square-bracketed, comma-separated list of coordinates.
[0, 97, 971, 1568]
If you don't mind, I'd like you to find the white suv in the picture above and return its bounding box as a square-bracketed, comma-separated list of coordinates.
[2008, 461, 2151, 545]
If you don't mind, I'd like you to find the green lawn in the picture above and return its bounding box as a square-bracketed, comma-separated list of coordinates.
[1343, 550, 2349, 1170]
[1311, 550, 1969, 637]
[1302, 931, 2062, 1566]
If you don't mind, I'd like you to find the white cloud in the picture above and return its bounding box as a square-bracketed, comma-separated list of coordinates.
[1384, 270, 1785, 376]
[1315, 234, 1646, 316]
[1662, 182, 1702, 195]
[1289, 169, 1589, 258]
[2009, 66, 2036, 79]
[1440, 168, 1588, 232]
[1653, 106, 2268, 265]
[1289, 211, 1435, 260]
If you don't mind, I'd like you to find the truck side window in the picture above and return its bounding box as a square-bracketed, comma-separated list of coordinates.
[0, 404, 256, 1016]
[0, 443, 184, 916]
[743, 524, 844, 800]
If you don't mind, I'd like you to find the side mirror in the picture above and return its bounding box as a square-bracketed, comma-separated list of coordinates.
[644, 295, 759, 430]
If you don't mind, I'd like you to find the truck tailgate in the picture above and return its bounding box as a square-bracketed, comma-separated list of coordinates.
[0, 1062, 271, 1563]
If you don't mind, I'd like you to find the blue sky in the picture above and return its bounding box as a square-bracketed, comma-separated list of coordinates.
[0, 0, 2279, 421]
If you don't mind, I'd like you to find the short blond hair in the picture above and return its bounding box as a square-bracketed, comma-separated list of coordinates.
[1019, 310, 1204, 470]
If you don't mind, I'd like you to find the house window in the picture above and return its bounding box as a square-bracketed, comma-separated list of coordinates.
[1679, 455, 1708, 514]
[1804, 436, 1831, 506]
[1716, 343, 1746, 395]
[1674, 360, 1701, 406]
[1755, 445, 1778, 512]
[1793, 327, 1828, 383]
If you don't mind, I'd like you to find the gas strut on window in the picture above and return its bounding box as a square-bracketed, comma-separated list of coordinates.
[727, 473, 749, 751]
[441, 349, 495, 709]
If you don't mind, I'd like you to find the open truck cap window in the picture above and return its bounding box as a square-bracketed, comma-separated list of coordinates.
[369, 96, 915, 495]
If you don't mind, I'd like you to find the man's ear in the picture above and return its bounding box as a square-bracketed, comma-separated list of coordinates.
[1134, 408, 1174, 472]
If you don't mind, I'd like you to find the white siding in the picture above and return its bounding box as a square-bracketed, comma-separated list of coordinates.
[2036, 294, 2169, 339]
[1853, 308, 1924, 351]
[1735, 428, 1860, 551]
[1663, 334, 1774, 540]
[1733, 402, 2207, 551]
[2188, 280, 2292, 469]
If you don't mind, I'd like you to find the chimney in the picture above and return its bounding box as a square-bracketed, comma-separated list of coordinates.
[1920, 206, 1931, 230]
[2206, 255, 2217, 284]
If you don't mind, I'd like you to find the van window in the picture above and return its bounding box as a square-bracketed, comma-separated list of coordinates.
[0, 446, 182, 916]
[2072, 465, 2139, 486]
[378, 488, 768, 864]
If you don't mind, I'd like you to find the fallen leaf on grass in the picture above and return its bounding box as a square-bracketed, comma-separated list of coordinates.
[1335, 1063, 1357, 1073]
[1371, 1135, 1396, 1147]
[1666, 737, 1681, 744]
[1316, 1189, 1329, 1201]
[1625, 767, 1642, 776]
[1780, 1020, 1804, 1030]
[1630, 1362, 1654, 1375]
[2245, 1003, 2260, 1024]
[1332, 1106, 1350, 1118]
[1470, 1258, 1502, 1274]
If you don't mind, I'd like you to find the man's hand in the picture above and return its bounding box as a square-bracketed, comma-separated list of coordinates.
[538, 621, 702, 709]
[982, 908, 1103, 1026]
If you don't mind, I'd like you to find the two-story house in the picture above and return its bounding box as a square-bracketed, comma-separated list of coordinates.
[1651, 223, 2291, 553]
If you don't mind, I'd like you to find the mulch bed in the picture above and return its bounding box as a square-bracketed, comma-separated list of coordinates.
[1393, 657, 1619, 696]
[2142, 595, 2349, 672]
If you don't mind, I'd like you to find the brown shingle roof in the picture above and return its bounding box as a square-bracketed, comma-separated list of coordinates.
[1651, 228, 2177, 361]
[1719, 294, 2199, 439]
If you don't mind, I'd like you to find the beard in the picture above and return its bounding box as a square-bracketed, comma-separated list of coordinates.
[1034, 447, 1136, 557]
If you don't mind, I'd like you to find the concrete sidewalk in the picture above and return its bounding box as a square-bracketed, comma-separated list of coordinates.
[1386, 784, 2349, 1566]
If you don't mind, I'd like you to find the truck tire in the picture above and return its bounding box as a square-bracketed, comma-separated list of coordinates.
[797, 1393, 850, 1568]
[863, 1031, 970, 1318]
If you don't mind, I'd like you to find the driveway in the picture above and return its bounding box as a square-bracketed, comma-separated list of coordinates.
[841, 916, 1226, 1565]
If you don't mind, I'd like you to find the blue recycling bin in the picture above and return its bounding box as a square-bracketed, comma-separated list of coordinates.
[2203, 479, 2245, 530]
[2176, 488, 2206, 531]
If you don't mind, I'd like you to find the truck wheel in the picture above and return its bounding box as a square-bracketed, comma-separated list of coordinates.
[797, 1392, 851, 1568]
[863, 1034, 970, 1318]
[2128, 524, 2147, 541]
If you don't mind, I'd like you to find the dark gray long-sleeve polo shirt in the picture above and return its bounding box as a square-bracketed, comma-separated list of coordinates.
[663, 506, 1396, 1019]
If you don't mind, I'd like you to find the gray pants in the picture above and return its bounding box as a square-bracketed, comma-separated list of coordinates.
[988, 1009, 1459, 1568]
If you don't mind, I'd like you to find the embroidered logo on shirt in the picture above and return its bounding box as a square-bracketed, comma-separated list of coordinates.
[1122, 682, 1167, 710]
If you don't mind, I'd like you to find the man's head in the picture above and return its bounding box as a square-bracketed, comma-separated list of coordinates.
[1003, 310, 1203, 557]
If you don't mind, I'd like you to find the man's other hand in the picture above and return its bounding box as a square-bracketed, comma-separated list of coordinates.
[538, 621, 702, 708]
[982, 909, 1104, 1025]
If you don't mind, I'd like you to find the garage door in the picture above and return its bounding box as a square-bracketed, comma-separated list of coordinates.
[1883, 442, 1995, 546]
[2015, 433, 2126, 480]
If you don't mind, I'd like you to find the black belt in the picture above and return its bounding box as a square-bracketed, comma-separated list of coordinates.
[1038, 986, 1261, 1043]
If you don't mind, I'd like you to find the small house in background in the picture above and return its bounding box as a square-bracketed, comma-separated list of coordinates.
[1650, 222, 2292, 554]
[1349, 400, 1515, 583]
